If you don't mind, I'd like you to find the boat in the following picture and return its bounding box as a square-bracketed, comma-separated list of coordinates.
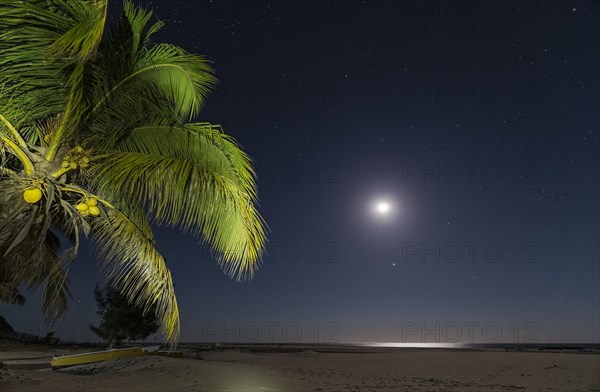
[50, 346, 159, 369]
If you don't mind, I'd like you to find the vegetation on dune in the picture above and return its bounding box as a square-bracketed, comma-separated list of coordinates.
[0, 0, 266, 344]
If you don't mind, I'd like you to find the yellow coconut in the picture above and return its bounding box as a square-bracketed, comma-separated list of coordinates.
[88, 206, 100, 216]
[87, 198, 98, 206]
[61, 160, 70, 168]
[69, 162, 78, 169]
[75, 203, 89, 212]
[23, 188, 43, 204]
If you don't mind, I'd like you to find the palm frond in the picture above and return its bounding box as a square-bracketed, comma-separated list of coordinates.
[0, 0, 107, 139]
[39, 230, 71, 323]
[122, 0, 164, 55]
[0, 171, 94, 321]
[92, 145, 265, 280]
[0, 285, 26, 305]
[88, 43, 216, 127]
[91, 207, 180, 343]
[51, 0, 107, 62]
[113, 123, 257, 197]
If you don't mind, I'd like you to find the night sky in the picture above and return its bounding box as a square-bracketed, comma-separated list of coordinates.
[2, 1, 599, 344]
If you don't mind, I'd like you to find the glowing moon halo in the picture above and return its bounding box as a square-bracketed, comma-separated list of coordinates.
[372, 199, 394, 217]
[375, 201, 391, 215]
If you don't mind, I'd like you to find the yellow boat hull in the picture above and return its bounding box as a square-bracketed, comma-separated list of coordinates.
[51, 347, 146, 368]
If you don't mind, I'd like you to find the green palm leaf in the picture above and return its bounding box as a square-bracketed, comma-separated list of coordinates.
[92, 145, 264, 280]
[88, 43, 217, 127]
[92, 208, 180, 342]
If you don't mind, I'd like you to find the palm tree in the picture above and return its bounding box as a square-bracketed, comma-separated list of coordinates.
[0, 0, 265, 344]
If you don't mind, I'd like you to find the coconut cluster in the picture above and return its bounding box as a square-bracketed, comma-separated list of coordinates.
[62, 146, 90, 171]
[23, 186, 103, 218]
[76, 198, 100, 217]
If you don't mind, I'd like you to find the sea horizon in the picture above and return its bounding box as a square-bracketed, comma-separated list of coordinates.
[174, 341, 600, 351]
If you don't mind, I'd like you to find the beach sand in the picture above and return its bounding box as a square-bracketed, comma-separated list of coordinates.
[1, 343, 599, 391]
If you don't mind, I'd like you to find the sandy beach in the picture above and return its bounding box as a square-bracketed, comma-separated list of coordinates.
[1, 341, 599, 391]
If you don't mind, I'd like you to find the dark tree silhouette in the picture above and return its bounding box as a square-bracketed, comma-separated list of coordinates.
[89, 286, 159, 348]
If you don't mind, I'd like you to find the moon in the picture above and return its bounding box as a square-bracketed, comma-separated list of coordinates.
[376, 201, 390, 214]
[373, 199, 394, 216]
